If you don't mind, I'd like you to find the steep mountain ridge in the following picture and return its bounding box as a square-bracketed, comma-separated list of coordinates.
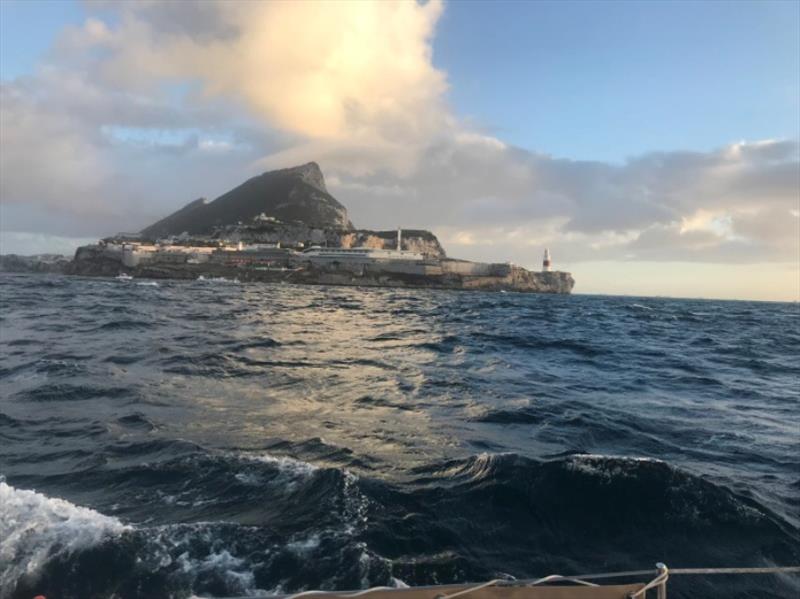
[141, 162, 352, 238]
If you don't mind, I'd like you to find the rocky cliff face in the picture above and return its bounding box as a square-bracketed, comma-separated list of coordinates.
[506, 267, 575, 293]
[141, 162, 352, 238]
[216, 224, 446, 258]
[283, 162, 328, 193]
[339, 229, 445, 257]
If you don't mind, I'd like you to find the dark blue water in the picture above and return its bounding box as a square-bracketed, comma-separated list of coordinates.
[1, 273, 798, 599]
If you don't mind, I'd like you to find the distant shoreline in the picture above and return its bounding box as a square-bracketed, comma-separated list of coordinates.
[0, 253, 574, 295]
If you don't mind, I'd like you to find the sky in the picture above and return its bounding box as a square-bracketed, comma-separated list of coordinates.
[0, 0, 798, 301]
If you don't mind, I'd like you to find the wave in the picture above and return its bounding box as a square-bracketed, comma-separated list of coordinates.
[396, 453, 800, 590]
[1, 480, 268, 599]
[86, 319, 155, 332]
[14, 383, 138, 403]
[225, 337, 282, 351]
[1, 357, 91, 381]
[471, 405, 553, 424]
[0, 481, 130, 595]
[1, 448, 381, 599]
[159, 352, 258, 377]
[3, 277, 799, 598]
[470, 332, 603, 357]
[3, 450, 800, 598]
[629, 303, 654, 311]
[114, 413, 157, 432]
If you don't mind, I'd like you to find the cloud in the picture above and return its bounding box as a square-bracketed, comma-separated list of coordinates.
[72, 0, 448, 170]
[0, 63, 284, 234]
[331, 135, 799, 264]
[0, 78, 116, 218]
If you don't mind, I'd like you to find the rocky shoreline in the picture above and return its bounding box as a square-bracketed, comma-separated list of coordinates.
[2, 253, 574, 294]
[69, 254, 574, 294]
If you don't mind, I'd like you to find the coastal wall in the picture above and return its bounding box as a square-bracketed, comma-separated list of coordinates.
[441, 260, 511, 277]
[65, 243, 575, 294]
[280, 264, 574, 293]
[321, 260, 443, 276]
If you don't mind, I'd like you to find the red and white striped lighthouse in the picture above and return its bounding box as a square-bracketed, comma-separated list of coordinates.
[542, 248, 552, 272]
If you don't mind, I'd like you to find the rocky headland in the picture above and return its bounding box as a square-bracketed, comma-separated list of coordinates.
[4, 163, 575, 294]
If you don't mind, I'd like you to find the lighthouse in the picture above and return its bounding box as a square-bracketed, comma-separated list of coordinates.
[542, 248, 552, 272]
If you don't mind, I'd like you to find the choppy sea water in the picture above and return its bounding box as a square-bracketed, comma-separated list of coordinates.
[1, 273, 798, 599]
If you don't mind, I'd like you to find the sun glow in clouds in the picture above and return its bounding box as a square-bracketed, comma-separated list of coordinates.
[90, 1, 447, 145]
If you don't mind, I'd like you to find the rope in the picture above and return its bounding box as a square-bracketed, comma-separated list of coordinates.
[518, 569, 658, 583]
[436, 573, 601, 598]
[527, 575, 597, 587]
[519, 565, 800, 582]
[670, 566, 800, 575]
[279, 565, 800, 599]
[433, 579, 509, 599]
[626, 564, 668, 599]
[285, 587, 398, 599]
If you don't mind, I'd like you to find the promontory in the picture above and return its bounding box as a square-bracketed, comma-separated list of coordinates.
[22, 162, 576, 294]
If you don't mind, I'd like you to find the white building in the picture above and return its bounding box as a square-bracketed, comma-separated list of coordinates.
[300, 247, 425, 262]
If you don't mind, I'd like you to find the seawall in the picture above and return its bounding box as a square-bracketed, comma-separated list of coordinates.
[65, 245, 575, 294]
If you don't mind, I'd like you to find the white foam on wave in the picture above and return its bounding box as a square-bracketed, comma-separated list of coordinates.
[0, 482, 267, 596]
[244, 453, 319, 475]
[285, 533, 321, 555]
[565, 454, 664, 478]
[630, 303, 654, 311]
[196, 275, 240, 283]
[232, 452, 319, 491]
[0, 456, 381, 596]
[234, 451, 370, 536]
[571, 453, 663, 463]
[190, 549, 258, 594]
[0, 481, 334, 597]
[0, 481, 130, 590]
[136, 281, 160, 287]
[134, 522, 267, 596]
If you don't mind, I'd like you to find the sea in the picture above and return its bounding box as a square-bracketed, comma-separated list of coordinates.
[1, 273, 798, 599]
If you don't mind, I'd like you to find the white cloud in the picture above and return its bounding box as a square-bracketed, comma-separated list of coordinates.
[335, 134, 799, 264]
[0, 80, 113, 214]
[69, 0, 449, 174]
